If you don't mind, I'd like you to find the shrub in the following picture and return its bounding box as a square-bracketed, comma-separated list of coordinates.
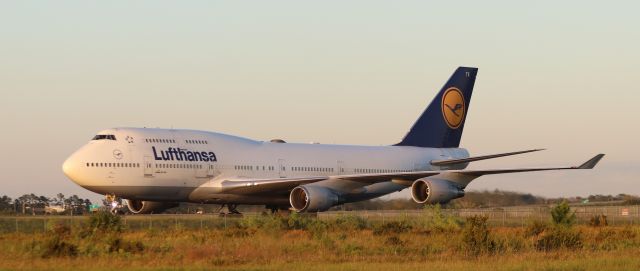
[331, 215, 368, 231]
[589, 214, 608, 227]
[461, 216, 495, 256]
[420, 204, 461, 232]
[383, 235, 407, 255]
[86, 210, 123, 234]
[550, 201, 576, 226]
[525, 220, 549, 237]
[48, 221, 71, 236]
[372, 220, 413, 235]
[534, 226, 583, 251]
[239, 214, 285, 232]
[105, 235, 145, 254]
[307, 220, 329, 239]
[40, 236, 78, 258]
[287, 212, 312, 230]
[223, 228, 255, 238]
[384, 235, 405, 246]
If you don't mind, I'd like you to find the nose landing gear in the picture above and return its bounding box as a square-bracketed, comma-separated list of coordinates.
[105, 194, 123, 215]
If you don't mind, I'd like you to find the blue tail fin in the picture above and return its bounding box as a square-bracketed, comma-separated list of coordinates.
[395, 67, 478, 148]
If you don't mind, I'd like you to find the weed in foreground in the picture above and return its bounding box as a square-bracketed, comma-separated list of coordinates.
[534, 225, 583, 251]
[420, 204, 462, 232]
[40, 235, 78, 258]
[589, 214, 608, 227]
[525, 220, 549, 237]
[461, 216, 495, 256]
[372, 220, 413, 235]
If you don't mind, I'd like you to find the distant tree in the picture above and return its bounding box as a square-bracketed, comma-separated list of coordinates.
[83, 199, 92, 213]
[55, 193, 65, 206]
[18, 194, 37, 215]
[37, 196, 50, 207]
[0, 195, 12, 213]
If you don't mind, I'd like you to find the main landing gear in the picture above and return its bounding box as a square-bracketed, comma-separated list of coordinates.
[217, 203, 242, 216]
[266, 205, 292, 216]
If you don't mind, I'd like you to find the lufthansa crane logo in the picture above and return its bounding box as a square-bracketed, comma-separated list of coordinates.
[113, 149, 123, 160]
[441, 87, 465, 129]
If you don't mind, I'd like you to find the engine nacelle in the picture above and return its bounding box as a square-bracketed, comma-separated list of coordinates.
[289, 185, 339, 212]
[411, 178, 465, 204]
[126, 199, 178, 214]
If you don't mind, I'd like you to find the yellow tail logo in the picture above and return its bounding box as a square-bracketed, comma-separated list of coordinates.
[441, 88, 465, 129]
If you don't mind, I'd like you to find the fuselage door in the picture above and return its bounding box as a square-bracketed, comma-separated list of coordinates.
[195, 163, 208, 178]
[207, 162, 216, 177]
[337, 161, 345, 175]
[278, 159, 286, 178]
[144, 156, 154, 177]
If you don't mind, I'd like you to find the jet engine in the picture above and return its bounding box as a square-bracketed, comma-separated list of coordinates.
[410, 178, 465, 204]
[126, 199, 178, 214]
[289, 185, 339, 212]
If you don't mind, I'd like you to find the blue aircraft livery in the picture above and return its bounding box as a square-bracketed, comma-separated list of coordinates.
[152, 146, 217, 162]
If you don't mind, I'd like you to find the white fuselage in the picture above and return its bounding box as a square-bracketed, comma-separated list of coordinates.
[63, 127, 469, 205]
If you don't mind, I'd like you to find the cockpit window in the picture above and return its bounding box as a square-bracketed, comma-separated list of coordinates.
[92, 134, 116, 141]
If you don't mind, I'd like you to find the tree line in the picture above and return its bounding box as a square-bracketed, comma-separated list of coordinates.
[0, 194, 94, 215]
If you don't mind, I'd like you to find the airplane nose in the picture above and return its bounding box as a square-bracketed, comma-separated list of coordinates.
[62, 157, 73, 177]
[62, 153, 82, 185]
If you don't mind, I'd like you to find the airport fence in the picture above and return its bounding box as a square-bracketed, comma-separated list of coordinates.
[1, 205, 639, 233]
[320, 205, 640, 227]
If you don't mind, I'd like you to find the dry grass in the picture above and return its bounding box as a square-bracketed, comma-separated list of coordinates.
[1, 214, 640, 270]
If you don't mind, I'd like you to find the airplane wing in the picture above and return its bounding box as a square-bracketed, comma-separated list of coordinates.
[218, 154, 604, 195]
[218, 177, 326, 195]
[430, 149, 544, 166]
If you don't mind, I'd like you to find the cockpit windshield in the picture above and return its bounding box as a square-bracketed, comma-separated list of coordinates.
[92, 135, 116, 141]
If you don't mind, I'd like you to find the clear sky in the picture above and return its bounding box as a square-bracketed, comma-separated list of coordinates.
[1, 1, 638, 203]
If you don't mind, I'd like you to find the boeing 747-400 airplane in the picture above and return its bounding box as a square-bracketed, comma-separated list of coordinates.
[62, 67, 604, 214]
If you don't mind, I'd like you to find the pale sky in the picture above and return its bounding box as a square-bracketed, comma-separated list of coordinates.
[1, 1, 638, 203]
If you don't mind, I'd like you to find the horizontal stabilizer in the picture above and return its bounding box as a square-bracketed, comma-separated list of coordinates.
[430, 149, 544, 166]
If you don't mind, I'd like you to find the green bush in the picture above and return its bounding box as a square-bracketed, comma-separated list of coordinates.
[551, 201, 576, 226]
[461, 216, 495, 256]
[420, 204, 461, 232]
[534, 226, 583, 251]
[287, 212, 312, 230]
[239, 214, 285, 232]
[86, 210, 123, 234]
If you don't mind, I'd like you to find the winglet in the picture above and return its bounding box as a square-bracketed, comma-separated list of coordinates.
[577, 154, 605, 169]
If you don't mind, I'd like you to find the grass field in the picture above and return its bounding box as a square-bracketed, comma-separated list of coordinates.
[1, 208, 640, 270]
